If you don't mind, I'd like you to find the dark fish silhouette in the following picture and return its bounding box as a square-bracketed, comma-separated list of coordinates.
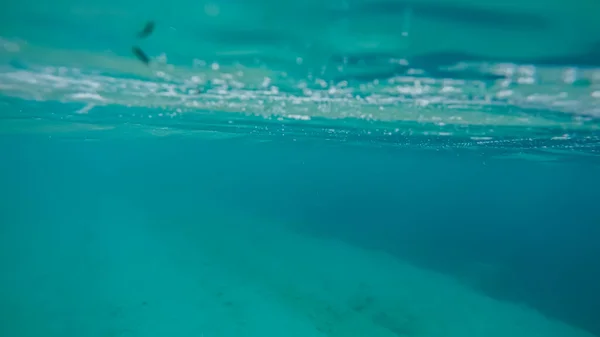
[132, 46, 150, 65]
[137, 21, 155, 39]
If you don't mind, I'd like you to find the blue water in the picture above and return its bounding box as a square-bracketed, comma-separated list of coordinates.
[1, 0, 600, 336]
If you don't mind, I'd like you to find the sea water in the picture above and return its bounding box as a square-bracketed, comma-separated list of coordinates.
[1, 1, 600, 336]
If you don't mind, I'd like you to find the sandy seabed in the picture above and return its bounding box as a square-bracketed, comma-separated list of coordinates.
[0, 212, 595, 337]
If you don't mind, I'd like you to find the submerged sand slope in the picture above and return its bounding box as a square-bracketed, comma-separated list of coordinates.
[163, 214, 596, 337]
[0, 209, 596, 337]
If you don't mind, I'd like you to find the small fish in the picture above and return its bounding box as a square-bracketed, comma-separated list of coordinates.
[137, 21, 155, 39]
[132, 46, 150, 65]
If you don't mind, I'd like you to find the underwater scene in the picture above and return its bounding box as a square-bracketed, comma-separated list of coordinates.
[1, 0, 600, 336]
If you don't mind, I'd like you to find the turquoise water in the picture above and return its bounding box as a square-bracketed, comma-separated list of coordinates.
[1, 1, 600, 336]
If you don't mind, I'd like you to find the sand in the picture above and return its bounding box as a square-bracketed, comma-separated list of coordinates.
[0, 210, 595, 337]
